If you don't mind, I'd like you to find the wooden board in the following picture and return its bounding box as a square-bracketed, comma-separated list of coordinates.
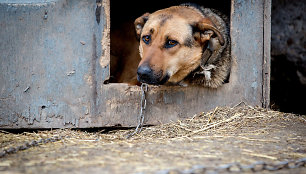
[263, 0, 272, 108]
[0, 0, 109, 128]
[0, 0, 270, 128]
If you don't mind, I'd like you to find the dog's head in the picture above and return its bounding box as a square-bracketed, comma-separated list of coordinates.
[134, 6, 225, 85]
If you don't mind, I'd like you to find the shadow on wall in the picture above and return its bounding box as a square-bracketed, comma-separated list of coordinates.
[271, 0, 306, 114]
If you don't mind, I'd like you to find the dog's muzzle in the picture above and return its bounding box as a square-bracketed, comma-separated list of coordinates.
[137, 65, 169, 85]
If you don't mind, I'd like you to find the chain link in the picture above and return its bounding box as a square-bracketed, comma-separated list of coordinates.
[155, 158, 306, 174]
[0, 135, 63, 158]
[127, 83, 148, 138]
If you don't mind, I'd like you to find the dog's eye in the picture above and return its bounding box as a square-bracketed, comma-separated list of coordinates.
[142, 35, 151, 44]
[165, 40, 178, 48]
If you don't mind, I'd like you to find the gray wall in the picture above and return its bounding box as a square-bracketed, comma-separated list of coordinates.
[0, 0, 108, 127]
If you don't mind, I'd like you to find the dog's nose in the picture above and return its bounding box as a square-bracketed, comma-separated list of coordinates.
[137, 65, 153, 83]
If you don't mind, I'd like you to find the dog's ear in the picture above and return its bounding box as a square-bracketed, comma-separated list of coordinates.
[134, 13, 150, 40]
[193, 18, 225, 46]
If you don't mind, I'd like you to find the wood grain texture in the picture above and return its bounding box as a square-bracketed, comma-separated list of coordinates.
[263, 0, 271, 108]
[0, 0, 108, 128]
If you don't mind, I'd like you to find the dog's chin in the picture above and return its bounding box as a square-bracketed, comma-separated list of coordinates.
[137, 74, 170, 85]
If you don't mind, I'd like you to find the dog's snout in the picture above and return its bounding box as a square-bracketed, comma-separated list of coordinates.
[137, 65, 153, 82]
[137, 65, 152, 76]
[137, 65, 170, 85]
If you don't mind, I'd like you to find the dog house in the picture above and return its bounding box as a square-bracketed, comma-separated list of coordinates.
[0, 0, 271, 128]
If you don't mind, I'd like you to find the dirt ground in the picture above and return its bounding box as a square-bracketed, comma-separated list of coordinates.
[0, 106, 306, 174]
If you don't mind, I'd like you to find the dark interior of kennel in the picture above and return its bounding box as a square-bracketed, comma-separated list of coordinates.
[109, 0, 231, 84]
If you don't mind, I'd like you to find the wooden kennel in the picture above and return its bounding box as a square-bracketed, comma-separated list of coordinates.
[0, 0, 271, 128]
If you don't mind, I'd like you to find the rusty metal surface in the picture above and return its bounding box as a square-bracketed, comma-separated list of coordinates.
[0, 0, 270, 128]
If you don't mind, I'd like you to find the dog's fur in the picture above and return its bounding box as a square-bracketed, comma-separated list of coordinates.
[134, 4, 231, 88]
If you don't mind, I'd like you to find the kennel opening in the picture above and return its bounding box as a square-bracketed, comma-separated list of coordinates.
[109, 0, 231, 84]
[0, 0, 270, 128]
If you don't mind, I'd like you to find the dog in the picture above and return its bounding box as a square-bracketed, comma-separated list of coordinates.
[134, 3, 231, 88]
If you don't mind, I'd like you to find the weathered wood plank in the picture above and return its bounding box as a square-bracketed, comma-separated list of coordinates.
[231, 0, 264, 105]
[0, 0, 108, 128]
[98, 83, 243, 127]
[263, 0, 271, 108]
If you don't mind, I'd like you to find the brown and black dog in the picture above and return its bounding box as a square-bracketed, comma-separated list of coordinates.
[134, 3, 231, 88]
[111, 4, 231, 88]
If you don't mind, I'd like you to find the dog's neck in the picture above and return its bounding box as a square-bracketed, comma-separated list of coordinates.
[182, 40, 231, 88]
[179, 5, 230, 88]
[183, 41, 217, 84]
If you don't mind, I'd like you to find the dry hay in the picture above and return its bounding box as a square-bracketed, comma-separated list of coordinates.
[100, 105, 305, 140]
[0, 106, 305, 174]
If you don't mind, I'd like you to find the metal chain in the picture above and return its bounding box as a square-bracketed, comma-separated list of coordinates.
[127, 83, 148, 138]
[155, 158, 306, 174]
[0, 135, 63, 158]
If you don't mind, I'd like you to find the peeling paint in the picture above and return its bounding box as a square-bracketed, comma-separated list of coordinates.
[99, 0, 110, 70]
[67, 70, 75, 76]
